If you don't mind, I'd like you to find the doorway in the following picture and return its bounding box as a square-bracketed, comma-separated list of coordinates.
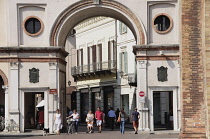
[80, 92, 89, 122]
[121, 94, 129, 114]
[24, 92, 44, 131]
[0, 77, 5, 118]
[153, 91, 173, 130]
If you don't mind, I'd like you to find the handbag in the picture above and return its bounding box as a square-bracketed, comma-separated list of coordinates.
[60, 123, 63, 129]
[117, 117, 121, 122]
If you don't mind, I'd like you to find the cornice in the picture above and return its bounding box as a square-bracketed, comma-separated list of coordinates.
[133, 44, 179, 54]
[0, 47, 69, 57]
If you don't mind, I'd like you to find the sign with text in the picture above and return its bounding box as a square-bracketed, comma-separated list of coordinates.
[49, 89, 57, 94]
[139, 96, 145, 103]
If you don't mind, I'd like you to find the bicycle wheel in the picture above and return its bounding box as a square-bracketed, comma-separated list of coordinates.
[70, 124, 74, 134]
[67, 125, 70, 134]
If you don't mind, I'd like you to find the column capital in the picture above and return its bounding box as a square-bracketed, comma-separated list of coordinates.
[10, 62, 19, 70]
[49, 62, 57, 70]
[2, 85, 8, 94]
[138, 61, 147, 69]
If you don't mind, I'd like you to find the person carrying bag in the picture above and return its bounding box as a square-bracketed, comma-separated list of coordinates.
[118, 108, 126, 134]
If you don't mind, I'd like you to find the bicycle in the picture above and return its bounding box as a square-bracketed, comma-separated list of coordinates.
[6, 119, 19, 132]
[66, 118, 74, 134]
[0, 116, 5, 131]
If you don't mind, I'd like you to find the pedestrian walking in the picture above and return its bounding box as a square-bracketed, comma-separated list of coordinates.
[131, 108, 140, 134]
[54, 109, 62, 135]
[115, 108, 120, 127]
[86, 110, 94, 133]
[108, 107, 116, 131]
[118, 108, 127, 134]
[68, 109, 79, 134]
[95, 107, 104, 133]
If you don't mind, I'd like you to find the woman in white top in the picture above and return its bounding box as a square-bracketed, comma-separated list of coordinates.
[54, 109, 62, 135]
[86, 110, 94, 133]
[68, 109, 79, 134]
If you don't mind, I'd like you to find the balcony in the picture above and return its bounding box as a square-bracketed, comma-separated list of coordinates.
[128, 73, 137, 86]
[71, 60, 117, 79]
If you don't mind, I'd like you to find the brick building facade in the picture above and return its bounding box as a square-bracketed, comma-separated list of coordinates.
[181, 0, 209, 138]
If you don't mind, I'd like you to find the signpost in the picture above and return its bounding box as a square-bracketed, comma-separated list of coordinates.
[139, 91, 145, 97]
[49, 89, 57, 94]
[139, 91, 145, 103]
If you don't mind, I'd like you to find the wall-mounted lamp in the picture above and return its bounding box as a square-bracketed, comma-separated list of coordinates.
[68, 80, 71, 87]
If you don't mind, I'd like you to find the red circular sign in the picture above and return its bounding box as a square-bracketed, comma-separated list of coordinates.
[139, 91, 145, 97]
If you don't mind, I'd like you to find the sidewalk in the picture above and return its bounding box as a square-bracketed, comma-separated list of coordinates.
[0, 124, 179, 137]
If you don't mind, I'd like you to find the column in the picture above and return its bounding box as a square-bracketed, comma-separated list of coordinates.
[49, 62, 58, 132]
[89, 90, 92, 111]
[173, 88, 178, 131]
[114, 87, 120, 111]
[9, 62, 20, 132]
[100, 88, 104, 110]
[77, 92, 81, 115]
[2, 85, 8, 132]
[137, 60, 148, 131]
[177, 61, 181, 130]
[44, 90, 49, 129]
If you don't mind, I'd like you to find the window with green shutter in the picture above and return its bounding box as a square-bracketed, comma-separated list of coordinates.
[119, 22, 127, 34]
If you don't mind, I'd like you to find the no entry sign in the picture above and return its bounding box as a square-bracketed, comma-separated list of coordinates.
[139, 91, 145, 97]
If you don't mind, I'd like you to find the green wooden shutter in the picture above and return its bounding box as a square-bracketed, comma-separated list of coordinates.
[119, 52, 122, 71]
[124, 52, 128, 74]
[123, 24, 127, 33]
[119, 22, 122, 34]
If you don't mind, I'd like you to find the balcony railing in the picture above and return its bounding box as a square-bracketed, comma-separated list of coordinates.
[71, 60, 117, 76]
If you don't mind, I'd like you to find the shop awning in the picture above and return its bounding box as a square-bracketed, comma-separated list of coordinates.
[36, 100, 45, 108]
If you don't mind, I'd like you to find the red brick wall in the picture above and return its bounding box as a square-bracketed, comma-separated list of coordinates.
[181, 0, 206, 138]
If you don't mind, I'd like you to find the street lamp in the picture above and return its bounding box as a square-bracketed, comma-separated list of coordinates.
[68, 80, 71, 87]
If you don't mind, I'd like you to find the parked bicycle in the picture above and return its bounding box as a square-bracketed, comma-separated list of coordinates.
[7, 119, 19, 132]
[0, 116, 5, 131]
[66, 118, 74, 134]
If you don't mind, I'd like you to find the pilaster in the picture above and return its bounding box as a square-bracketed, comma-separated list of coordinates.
[2, 85, 8, 132]
[9, 62, 20, 132]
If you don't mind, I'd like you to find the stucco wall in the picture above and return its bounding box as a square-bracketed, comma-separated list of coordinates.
[148, 60, 179, 86]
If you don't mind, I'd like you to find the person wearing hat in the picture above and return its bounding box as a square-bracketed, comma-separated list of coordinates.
[131, 108, 140, 134]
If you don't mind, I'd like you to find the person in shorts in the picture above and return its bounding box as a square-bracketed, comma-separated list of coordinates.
[131, 108, 140, 134]
[86, 110, 94, 133]
[95, 107, 104, 133]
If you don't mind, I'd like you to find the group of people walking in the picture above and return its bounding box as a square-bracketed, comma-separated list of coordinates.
[53, 107, 140, 135]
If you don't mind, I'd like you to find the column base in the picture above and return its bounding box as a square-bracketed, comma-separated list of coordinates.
[144, 128, 150, 131]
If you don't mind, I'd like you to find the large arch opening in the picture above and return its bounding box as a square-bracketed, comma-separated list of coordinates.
[0, 70, 8, 131]
[50, 0, 146, 47]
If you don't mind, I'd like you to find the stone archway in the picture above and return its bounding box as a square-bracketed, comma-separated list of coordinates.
[50, 0, 146, 47]
[0, 69, 8, 86]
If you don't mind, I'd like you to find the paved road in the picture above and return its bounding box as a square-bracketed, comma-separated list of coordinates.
[0, 133, 178, 139]
[0, 124, 179, 139]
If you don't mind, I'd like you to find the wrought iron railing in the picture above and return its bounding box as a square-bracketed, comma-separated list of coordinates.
[71, 60, 117, 76]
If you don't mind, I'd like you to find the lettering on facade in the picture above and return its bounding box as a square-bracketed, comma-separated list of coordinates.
[29, 68, 39, 83]
[157, 66, 168, 82]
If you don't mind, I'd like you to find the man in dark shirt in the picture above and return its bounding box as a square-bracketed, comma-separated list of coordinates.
[131, 108, 140, 134]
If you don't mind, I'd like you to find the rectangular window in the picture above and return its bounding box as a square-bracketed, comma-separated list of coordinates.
[119, 51, 128, 74]
[119, 22, 127, 34]
[108, 40, 116, 61]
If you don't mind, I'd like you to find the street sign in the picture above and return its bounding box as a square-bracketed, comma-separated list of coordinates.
[49, 89, 57, 94]
[139, 91, 145, 97]
[139, 96, 145, 103]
